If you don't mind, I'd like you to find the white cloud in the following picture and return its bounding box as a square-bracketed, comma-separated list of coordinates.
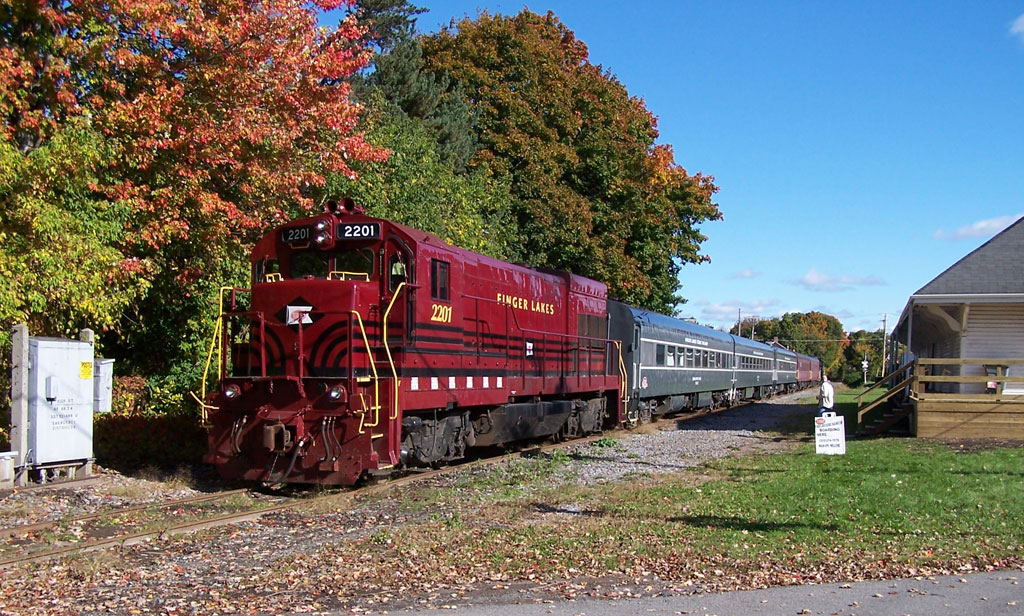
[1012, 14, 1024, 43]
[790, 268, 885, 292]
[730, 268, 761, 280]
[932, 214, 1023, 240]
[697, 299, 781, 325]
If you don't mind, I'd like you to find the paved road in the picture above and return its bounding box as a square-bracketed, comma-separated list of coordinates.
[386, 570, 1022, 616]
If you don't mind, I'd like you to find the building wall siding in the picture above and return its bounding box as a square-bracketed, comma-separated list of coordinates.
[961, 304, 1024, 394]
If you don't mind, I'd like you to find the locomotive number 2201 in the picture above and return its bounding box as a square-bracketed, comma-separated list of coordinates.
[338, 222, 381, 239]
[430, 304, 452, 323]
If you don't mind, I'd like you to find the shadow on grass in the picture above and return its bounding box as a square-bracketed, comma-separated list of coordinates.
[669, 514, 840, 533]
[531, 503, 606, 517]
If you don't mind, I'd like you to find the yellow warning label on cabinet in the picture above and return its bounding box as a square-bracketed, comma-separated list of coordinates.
[80, 362, 93, 379]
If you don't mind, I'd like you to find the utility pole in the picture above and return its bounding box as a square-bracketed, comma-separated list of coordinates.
[881, 313, 888, 378]
[750, 318, 756, 340]
[736, 309, 741, 334]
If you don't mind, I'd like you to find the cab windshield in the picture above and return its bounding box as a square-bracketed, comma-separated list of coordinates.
[288, 248, 375, 281]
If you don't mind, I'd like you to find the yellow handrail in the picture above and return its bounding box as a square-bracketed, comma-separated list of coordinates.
[192, 286, 240, 423]
[383, 282, 406, 420]
[351, 310, 381, 429]
[328, 271, 371, 281]
[353, 393, 369, 435]
[615, 340, 629, 403]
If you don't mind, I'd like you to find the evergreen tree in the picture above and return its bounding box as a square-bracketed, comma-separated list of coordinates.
[367, 39, 477, 171]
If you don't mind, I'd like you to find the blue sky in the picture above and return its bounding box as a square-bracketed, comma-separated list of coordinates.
[352, 2, 1024, 333]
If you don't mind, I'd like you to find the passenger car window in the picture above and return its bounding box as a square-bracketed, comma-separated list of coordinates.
[656, 344, 665, 365]
[666, 347, 675, 367]
[641, 342, 655, 365]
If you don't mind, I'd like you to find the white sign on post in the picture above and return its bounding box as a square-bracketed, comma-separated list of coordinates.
[814, 412, 846, 455]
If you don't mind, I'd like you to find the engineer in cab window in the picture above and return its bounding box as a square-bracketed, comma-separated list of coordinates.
[389, 253, 407, 291]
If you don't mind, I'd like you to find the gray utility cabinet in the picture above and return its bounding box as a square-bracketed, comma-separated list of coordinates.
[27, 337, 94, 465]
[93, 358, 115, 413]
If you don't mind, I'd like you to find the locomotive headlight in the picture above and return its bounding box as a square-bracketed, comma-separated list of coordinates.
[315, 232, 330, 245]
[315, 218, 331, 232]
[327, 385, 346, 402]
[223, 384, 241, 399]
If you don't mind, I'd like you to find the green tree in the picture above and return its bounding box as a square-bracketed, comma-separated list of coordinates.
[352, 0, 426, 52]
[842, 329, 885, 386]
[774, 312, 848, 377]
[421, 10, 721, 312]
[0, 121, 149, 345]
[327, 98, 517, 260]
[365, 38, 478, 171]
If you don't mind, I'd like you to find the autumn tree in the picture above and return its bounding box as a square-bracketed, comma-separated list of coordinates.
[421, 10, 721, 312]
[842, 329, 885, 385]
[1, 0, 384, 399]
[736, 312, 848, 377]
[780, 312, 848, 376]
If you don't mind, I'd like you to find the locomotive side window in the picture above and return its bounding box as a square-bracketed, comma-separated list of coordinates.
[431, 259, 450, 301]
[389, 253, 408, 291]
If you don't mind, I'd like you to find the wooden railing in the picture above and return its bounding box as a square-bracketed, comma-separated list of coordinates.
[856, 359, 916, 429]
[914, 358, 1024, 401]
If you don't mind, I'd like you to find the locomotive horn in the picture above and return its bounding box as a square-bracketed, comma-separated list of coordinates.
[341, 197, 362, 213]
[325, 197, 364, 215]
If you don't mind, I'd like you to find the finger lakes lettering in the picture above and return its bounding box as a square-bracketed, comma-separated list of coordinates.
[496, 292, 556, 315]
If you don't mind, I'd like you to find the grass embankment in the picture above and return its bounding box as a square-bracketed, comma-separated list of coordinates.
[287, 390, 1023, 594]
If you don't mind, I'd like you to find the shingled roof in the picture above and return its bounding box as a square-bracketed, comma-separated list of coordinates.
[915, 217, 1024, 296]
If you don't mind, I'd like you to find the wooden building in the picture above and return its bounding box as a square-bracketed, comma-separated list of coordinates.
[883, 217, 1024, 437]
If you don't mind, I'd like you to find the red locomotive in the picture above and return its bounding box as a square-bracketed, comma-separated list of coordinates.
[203, 199, 627, 485]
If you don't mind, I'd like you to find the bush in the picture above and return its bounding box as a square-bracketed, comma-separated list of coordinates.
[94, 375, 208, 472]
[94, 413, 207, 472]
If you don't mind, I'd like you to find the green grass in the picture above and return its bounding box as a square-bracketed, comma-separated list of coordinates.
[832, 385, 894, 433]
[309, 437, 1023, 587]
[632, 439, 1022, 562]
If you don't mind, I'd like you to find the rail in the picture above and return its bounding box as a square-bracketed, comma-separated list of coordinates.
[351, 309, 381, 430]
[191, 286, 251, 423]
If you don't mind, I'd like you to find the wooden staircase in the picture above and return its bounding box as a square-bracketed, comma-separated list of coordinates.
[857, 401, 914, 436]
[856, 359, 917, 437]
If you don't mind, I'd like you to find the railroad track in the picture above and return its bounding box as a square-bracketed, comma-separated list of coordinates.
[0, 488, 291, 568]
[0, 394, 794, 569]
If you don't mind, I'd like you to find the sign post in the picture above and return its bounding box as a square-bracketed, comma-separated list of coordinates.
[814, 411, 846, 455]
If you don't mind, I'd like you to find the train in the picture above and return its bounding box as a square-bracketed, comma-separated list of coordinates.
[202, 199, 821, 485]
